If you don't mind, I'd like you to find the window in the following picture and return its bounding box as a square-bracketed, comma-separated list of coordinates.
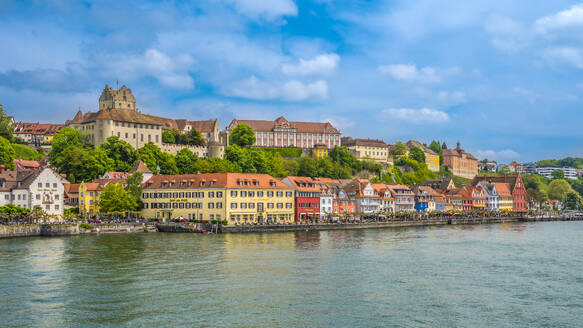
[217, 192, 223, 197]
[257, 191, 264, 197]
[208, 203, 214, 209]
[125, 132, 128, 138]
[231, 191, 237, 197]
[286, 203, 292, 208]
[209, 192, 214, 198]
[249, 203, 255, 209]
[53, 183, 57, 188]
[267, 191, 274, 197]
[241, 203, 247, 209]
[286, 191, 292, 197]
[277, 203, 283, 209]
[241, 191, 247, 197]
[55, 194, 59, 200]
[268, 203, 274, 209]
[46, 205, 50, 210]
[36, 194, 41, 200]
[276, 191, 283, 197]
[248, 191, 255, 197]
[46, 183, 50, 188]
[231, 203, 237, 209]
[216, 202, 222, 209]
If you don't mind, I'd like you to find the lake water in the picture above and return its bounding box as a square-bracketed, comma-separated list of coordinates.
[1, 221, 582, 327]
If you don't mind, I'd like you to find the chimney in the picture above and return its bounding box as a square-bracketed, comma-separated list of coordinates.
[0, 165, 4, 174]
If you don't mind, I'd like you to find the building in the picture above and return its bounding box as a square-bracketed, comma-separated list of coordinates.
[431, 189, 446, 212]
[14, 159, 44, 172]
[445, 189, 463, 211]
[478, 161, 498, 173]
[411, 186, 435, 212]
[386, 184, 415, 211]
[174, 119, 221, 143]
[142, 173, 295, 224]
[492, 183, 513, 211]
[476, 181, 499, 211]
[0, 166, 66, 216]
[536, 166, 578, 179]
[443, 147, 478, 179]
[79, 181, 104, 217]
[315, 178, 337, 219]
[226, 116, 341, 149]
[465, 186, 486, 211]
[13, 122, 63, 146]
[472, 174, 527, 212]
[281, 176, 321, 222]
[423, 178, 455, 192]
[313, 144, 329, 159]
[67, 85, 165, 148]
[329, 182, 356, 217]
[64, 183, 80, 208]
[342, 138, 389, 163]
[372, 184, 395, 213]
[405, 140, 440, 172]
[343, 179, 380, 214]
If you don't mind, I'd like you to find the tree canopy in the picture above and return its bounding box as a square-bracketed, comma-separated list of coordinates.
[101, 136, 138, 172]
[229, 124, 256, 147]
[0, 105, 14, 143]
[548, 179, 574, 201]
[0, 136, 15, 169]
[390, 141, 408, 157]
[98, 183, 137, 215]
[409, 146, 426, 163]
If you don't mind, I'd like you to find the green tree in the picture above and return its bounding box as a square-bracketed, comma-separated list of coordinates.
[548, 179, 574, 201]
[194, 158, 241, 173]
[162, 130, 175, 144]
[409, 146, 426, 163]
[175, 148, 198, 174]
[441, 142, 447, 150]
[100, 136, 138, 172]
[429, 140, 443, 165]
[137, 142, 178, 175]
[328, 146, 361, 173]
[12, 144, 43, 161]
[126, 172, 143, 211]
[98, 183, 135, 215]
[551, 169, 565, 180]
[270, 153, 288, 178]
[390, 141, 408, 157]
[456, 141, 461, 148]
[297, 156, 318, 177]
[185, 128, 205, 146]
[229, 124, 256, 147]
[564, 192, 582, 210]
[0, 105, 14, 143]
[283, 159, 300, 176]
[0, 136, 15, 169]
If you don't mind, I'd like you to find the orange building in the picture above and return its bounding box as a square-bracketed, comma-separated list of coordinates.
[443, 147, 478, 179]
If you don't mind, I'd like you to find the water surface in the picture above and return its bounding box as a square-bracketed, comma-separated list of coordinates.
[1, 221, 582, 327]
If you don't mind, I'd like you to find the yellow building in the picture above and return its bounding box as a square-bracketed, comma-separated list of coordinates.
[79, 182, 103, 216]
[342, 138, 389, 163]
[313, 144, 329, 159]
[141, 173, 295, 224]
[493, 182, 513, 211]
[405, 140, 440, 172]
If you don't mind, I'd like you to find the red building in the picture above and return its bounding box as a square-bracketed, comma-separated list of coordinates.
[281, 176, 321, 222]
[471, 173, 527, 212]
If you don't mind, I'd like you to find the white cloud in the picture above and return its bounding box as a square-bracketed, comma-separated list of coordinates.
[103, 49, 196, 89]
[484, 15, 529, 52]
[226, 76, 328, 101]
[542, 47, 583, 69]
[282, 53, 340, 76]
[225, 0, 298, 20]
[534, 4, 583, 35]
[378, 64, 459, 84]
[438, 91, 466, 104]
[475, 149, 520, 162]
[382, 108, 450, 124]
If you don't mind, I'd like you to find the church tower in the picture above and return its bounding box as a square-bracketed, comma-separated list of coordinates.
[98, 84, 136, 110]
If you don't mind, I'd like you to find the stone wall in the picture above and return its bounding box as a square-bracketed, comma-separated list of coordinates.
[0, 223, 148, 239]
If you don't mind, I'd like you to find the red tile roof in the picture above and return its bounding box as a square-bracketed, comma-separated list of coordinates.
[227, 116, 340, 134]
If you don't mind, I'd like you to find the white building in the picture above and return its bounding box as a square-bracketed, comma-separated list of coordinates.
[477, 181, 499, 211]
[536, 166, 578, 179]
[0, 166, 67, 216]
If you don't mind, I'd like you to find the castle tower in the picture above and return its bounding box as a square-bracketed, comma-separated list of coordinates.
[98, 84, 136, 110]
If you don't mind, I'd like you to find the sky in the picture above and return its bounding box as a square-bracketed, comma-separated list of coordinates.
[1, 0, 582, 163]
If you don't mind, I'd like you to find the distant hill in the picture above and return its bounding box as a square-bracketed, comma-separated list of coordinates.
[536, 157, 583, 169]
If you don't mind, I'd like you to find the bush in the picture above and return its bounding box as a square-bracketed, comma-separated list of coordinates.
[79, 223, 94, 230]
[12, 144, 44, 161]
[261, 147, 302, 158]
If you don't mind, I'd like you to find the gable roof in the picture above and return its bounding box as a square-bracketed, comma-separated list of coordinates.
[342, 138, 387, 148]
[492, 182, 512, 197]
[144, 173, 292, 190]
[471, 174, 522, 191]
[227, 116, 340, 134]
[443, 147, 477, 160]
[129, 160, 152, 174]
[406, 140, 438, 155]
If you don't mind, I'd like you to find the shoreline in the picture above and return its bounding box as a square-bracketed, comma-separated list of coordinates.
[1, 217, 580, 239]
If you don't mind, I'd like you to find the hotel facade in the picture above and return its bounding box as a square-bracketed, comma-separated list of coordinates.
[141, 173, 295, 224]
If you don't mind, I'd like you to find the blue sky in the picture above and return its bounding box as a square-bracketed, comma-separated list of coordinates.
[1, 0, 582, 162]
